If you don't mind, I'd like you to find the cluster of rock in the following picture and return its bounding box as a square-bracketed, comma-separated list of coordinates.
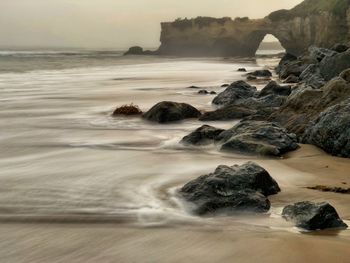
[178, 162, 347, 231]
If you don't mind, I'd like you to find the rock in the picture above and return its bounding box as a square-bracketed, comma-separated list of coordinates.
[302, 98, 350, 158]
[247, 75, 257, 81]
[269, 76, 350, 136]
[259, 81, 291, 97]
[188, 85, 201, 89]
[124, 46, 144, 55]
[180, 125, 225, 146]
[282, 201, 348, 231]
[331, 43, 349, 53]
[276, 53, 297, 75]
[308, 46, 337, 62]
[113, 104, 143, 116]
[299, 64, 326, 89]
[221, 84, 229, 87]
[238, 68, 247, 72]
[143, 101, 201, 123]
[283, 75, 299, 83]
[320, 50, 350, 81]
[248, 70, 272, 78]
[307, 185, 350, 194]
[198, 89, 209, 94]
[212, 81, 257, 106]
[179, 162, 280, 215]
[210, 91, 217, 95]
[235, 94, 288, 110]
[278, 59, 309, 79]
[339, 69, 350, 82]
[217, 120, 299, 156]
[199, 105, 256, 121]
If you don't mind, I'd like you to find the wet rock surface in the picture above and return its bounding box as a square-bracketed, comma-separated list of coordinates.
[282, 201, 348, 231]
[143, 101, 201, 123]
[179, 162, 280, 215]
[180, 125, 225, 146]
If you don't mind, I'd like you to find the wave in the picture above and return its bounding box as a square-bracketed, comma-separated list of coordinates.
[0, 50, 125, 58]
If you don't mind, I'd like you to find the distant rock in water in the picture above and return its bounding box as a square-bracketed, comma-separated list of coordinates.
[113, 104, 143, 116]
[124, 46, 157, 56]
[143, 101, 201, 123]
[179, 162, 280, 215]
[217, 120, 299, 156]
[282, 201, 348, 231]
[238, 68, 247, 72]
[248, 70, 272, 78]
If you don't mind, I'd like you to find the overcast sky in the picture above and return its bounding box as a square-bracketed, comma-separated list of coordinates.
[0, 0, 303, 49]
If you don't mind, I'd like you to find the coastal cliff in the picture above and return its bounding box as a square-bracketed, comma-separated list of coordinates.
[156, 0, 350, 56]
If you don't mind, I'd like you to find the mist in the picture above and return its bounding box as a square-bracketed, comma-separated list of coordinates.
[0, 0, 303, 50]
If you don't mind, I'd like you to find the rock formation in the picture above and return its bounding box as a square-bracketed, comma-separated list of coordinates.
[151, 0, 350, 57]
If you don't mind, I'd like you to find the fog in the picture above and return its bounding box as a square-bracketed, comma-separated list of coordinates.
[0, 0, 302, 50]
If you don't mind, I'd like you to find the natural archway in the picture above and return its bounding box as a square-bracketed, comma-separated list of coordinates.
[255, 34, 285, 55]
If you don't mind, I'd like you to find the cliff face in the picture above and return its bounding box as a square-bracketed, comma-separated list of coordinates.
[157, 0, 350, 56]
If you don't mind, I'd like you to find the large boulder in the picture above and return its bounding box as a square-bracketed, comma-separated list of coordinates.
[302, 98, 350, 158]
[143, 101, 201, 123]
[180, 125, 225, 146]
[308, 46, 337, 62]
[199, 105, 256, 121]
[179, 162, 280, 215]
[258, 81, 291, 97]
[212, 81, 257, 106]
[299, 64, 326, 89]
[320, 49, 350, 81]
[282, 201, 348, 231]
[217, 120, 299, 156]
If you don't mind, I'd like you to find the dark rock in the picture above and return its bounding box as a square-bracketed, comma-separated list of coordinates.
[143, 101, 201, 123]
[180, 125, 225, 146]
[282, 201, 348, 231]
[199, 105, 256, 121]
[221, 84, 230, 87]
[124, 46, 144, 55]
[238, 68, 247, 72]
[278, 60, 309, 79]
[198, 89, 209, 95]
[307, 185, 350, 194]
[210, 91, 217, 95]
[212, 81, 257, 106]
[247, 75, 257, 81]
[283, 75, 299, 83]
[339, 68, 350, 82]
[320, 50, 350, 81]
[248, 70, 272, 78]
[308, 46, 337, 62]
[276, 53, 297, 75]
[188, 85, 201, 89]
[217, 120, 299, 156]
[235, 94, 288, 110]
[302, 98, 350, 158]
[179, 162, 280, 215]
[331, 43, 349, 53]
[259, 81, 291, 97]
[113, 104, 143, 116]
[299, 64, 326, 89]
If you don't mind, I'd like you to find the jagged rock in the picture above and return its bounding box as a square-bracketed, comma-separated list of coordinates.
[320, 50, 350, 81]
[180, 125, 225, 146]
[332, 43, 349, 53]
[282, 201, 348, 231]
[199, 105, 256, 121]
[302, 98, 350, 158]
[308, 46, 337, 62]
[269, 76, 350, 136]
[217, 120, 299, 156]
[299, 64, 326, 89]
[278, 59, 309, 79]
[248, 70, 272, 78]
[276, 53, 297, 75]
[212, 81, 257, 106]
[283, 75, 299, 84]
[179, 162, 280, 215]
[143, 101, 201, 123]
[259, 81, 291, 97]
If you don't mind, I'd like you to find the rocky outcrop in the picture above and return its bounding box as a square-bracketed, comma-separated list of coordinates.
[179, 162, 280, 215]
[124, 46, 157, 55]
[302, 98, 350, 157]
[155, 0, 350, 57]
[217, 121, 299, 156]
[143, 101, 201, 123]
[282, 201, 348, 231]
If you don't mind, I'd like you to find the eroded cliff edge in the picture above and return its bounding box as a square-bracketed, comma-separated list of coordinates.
[156, 0, 350, 57]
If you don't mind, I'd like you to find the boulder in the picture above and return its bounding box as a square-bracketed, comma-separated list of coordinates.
[217, 120, 299, 156]
[238, 68, 247, 72]
[143, 101, 201, 123]
[179, 162, 280, 215]
[180, 125, 225, 146]
[248, 70, 272, 78]
[198, 89, 209, 94]
[299, 64, 326, 89]
[320, 50, 350, 81]
[247, 75, 257, 81]
[199, 105, 256, 121]
[278, 60, 309, 79]
[276, 53, 297, 75]
[283, 75, 299, 84]
[302, 98, 350, 158]
[258, 81, 291, 97]
[212, 81, 257, 106]
[282, 201, 348, 231]
[331, 43, 349, 53]
[124, 46, 144, 55]
[308, 46, 337, 62]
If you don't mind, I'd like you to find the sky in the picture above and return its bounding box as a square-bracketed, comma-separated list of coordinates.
[0, 0, 303, 50]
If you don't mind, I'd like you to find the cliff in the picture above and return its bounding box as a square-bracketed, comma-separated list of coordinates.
[156, 0, 350, 57]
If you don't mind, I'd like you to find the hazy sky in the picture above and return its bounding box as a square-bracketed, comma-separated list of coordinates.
[0, 0, 303, 49]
